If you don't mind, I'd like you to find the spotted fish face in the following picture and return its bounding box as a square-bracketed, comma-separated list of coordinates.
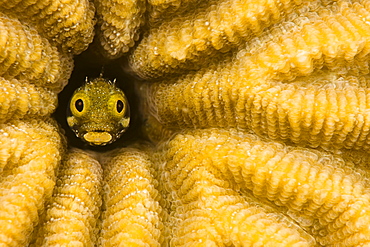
[67, 77, 130, 146]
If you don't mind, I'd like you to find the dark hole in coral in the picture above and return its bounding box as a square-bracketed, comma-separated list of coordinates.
[54, 46, 143, 151]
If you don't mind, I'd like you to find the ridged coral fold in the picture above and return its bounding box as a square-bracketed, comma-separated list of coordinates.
[0, 13, 73, 91]
[147, 0, 203, 23]
[33, 149, 102, 246]
[0, 119, 64, 246]
[3, 0, 370, 245]
[142, 0, 370, 151]
[0, 0, 106, 245]
[99, 147, 163, 246]
[0, 78, 57, 123]
[94, 0, 146, 59]
[160, 128, 370, 246]
[130, 0, 321, 79]
[157, 130, 314, 246]
[0, 0, 96, 55]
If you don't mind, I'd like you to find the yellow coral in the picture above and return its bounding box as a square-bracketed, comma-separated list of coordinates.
[161, 128, 370, 246]
[0, 77, 57, 123]
[0, 12, 73, 91]
[0, 118, 64, 246]
[130, 0, 322, 79]
[145, 73, 370, 151]
[94, 0, 146, 59]
[143, 0, 370, 151]
[0, 0, 96, 55]
[34, 149, 102, 246]
[99, 147, 163, 246]
[0, 1, 99, 246]
[158, 131, 315, 246]
[3, 0, 370, 245]
[147, 0, 209, 24]
[142, 114, 175, 143]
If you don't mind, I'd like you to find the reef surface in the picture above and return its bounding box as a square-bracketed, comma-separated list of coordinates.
[1, 0, 370, 246]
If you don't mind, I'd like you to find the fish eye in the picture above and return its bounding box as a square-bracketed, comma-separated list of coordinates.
[116, 100, 124, 113]
[69, 92, 88, 117]
[75, 99, 84, 112]
[109, 94, 127, 118]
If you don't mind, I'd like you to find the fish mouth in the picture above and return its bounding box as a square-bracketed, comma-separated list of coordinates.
[83, 131, 113, 146]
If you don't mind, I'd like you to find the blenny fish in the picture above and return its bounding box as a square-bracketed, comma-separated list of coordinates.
[67, 77, 130, 146]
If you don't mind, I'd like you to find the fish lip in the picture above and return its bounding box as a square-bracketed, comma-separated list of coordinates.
[83, 131, 113, 146]
[71, 123, 128, 145]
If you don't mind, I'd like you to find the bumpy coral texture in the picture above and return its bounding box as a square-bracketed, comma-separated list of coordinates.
[99, 148, 163, 246]
[33, 149, 103, 246]
[0, 0, 96, 54]
[142, 0, 370, 152]
[0, 0, 94, 246]
[157, 129, 316, 246]
[137, 0, 370, 245]
[0, 13, 74, 91]
[0, 119, 64, 246]
[131, 0, 321, 79]
[0, 77, 57, 123]
[4, 0, 370, 246]
[159, 128, 370, 246]
[147, 0, 205, 24]
[94, 0, 146, 59]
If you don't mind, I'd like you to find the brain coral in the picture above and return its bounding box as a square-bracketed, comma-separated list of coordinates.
[2, 0, 370, 246]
